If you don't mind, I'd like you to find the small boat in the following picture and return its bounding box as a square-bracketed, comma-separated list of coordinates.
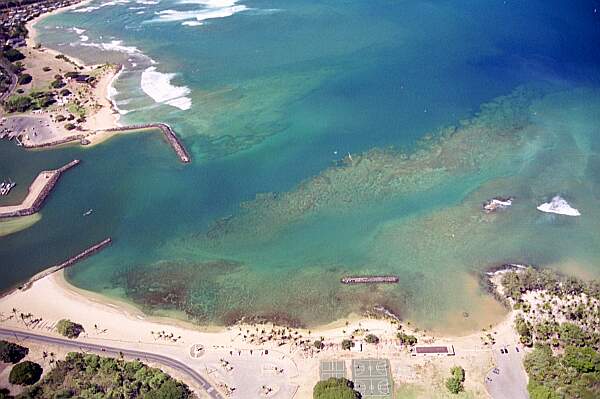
[0, 179, 16, 196]
[83, 209, 93, 216]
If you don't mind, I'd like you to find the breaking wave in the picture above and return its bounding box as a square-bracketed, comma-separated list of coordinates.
[140, 66, 192, 110]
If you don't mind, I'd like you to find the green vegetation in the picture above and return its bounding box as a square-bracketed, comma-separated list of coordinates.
[341, 339, 353, 350]
[64, 123, 76, 131]
[9, 361, 42, 386]
[67, 101, 86, 118]
[17, 73, 31, 85]
[365, 334, 379, 344]
[4, 95, 32, 112]
[313, 378, 361, 399]
[313, 339, 324, 349]
[444, 366, 465, 394]
[56, 319, 84, 339]
[397, 332, 418, 346]
[501, 268, 600, 398]
[17, 352, 194, 399]
[3, 48, 25, 62]
[3, 89, 56, 113]
[0, 340, 29, 364]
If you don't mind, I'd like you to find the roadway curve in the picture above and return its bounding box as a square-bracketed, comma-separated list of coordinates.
[0, 57, 17, 103]
[0, 327, 223, 399]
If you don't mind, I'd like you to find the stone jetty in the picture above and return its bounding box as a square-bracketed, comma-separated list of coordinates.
[105, 123, 191, 163]
[0, 159, 80, 218]
[18, 238, 112, 291]
[341, 276, 399, 284]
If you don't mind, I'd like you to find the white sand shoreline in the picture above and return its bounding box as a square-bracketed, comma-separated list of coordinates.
[0, 270, 518, 398]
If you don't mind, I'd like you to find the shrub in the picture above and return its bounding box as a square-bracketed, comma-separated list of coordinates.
[42, 66, 52, 72]
[341, 339, 353, 351]
[64, 123, 76, 131]
[3, 48, 25, 62]
[0, 340, 29, 363]
[55, 115, 66, 122]
[56, 319, 84, 338]
[445, 366, 465, 394]
[313, 378, 360, 399]
[365, 334, 379, 344]
[50, 79, 65, 89]
[4, 95, 32, 113]
[9, 361, 42, 385]
[17, 73, 32, 85]
[397, 332, 417, 346]
[313, 340, 324, 350]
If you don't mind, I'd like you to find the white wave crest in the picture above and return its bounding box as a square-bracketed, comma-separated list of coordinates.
[136, 0, 159, 4]
[80, 40, 142, 55]
[71, 27, 86, 34]
[182, 20, 203, 26]
[72, 0, 130, 13]
[537, 196, 581, 216]
[140, 66, 192, 110]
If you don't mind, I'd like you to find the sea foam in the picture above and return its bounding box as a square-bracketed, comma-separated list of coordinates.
[147, 0, 247, 26]
[537, 196, 581, 216]
[140, 66, 192, 110]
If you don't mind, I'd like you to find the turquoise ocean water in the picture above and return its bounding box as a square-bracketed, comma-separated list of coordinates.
[1, 0, 600, 332]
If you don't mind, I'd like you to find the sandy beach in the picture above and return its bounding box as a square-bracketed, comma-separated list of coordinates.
[3, 1, 131, 148]
[0, 268, 519, 398]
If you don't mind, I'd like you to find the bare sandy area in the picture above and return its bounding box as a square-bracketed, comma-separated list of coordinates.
[0, 269, 521, 398]
[0, 214, 41, 237]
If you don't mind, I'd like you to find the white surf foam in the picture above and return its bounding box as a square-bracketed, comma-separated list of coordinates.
[140, 66, 192, 110]
[537, 196, 581, 216]
[72, 27, 86, 34]
[80, 40, 142, 55]
[79, 35, 89, 42]
[73, 0, 130, 13]
[136, 0, 159, 4]
[182, 20, 203, 26]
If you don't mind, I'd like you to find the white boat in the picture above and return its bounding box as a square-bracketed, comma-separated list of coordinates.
[83, 209, 94, 216]
[0, 180, 15, 196]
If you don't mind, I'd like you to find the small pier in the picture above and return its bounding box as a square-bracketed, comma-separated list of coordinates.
[105, 123, 191, 163]
[0, 159, 80, 218]
[19, 238, 112, 290]
[341, 276, 399, 285]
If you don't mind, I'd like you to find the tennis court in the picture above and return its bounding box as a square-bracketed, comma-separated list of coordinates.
[319, 360, 346, 380]
[351, 359, 392, 398]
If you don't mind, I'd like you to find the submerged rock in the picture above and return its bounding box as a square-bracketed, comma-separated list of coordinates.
[537, 196, 580, 216]
[483, 197, 513, 213]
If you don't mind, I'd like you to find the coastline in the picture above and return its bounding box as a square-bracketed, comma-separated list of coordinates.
[0, 269, 518, 398]
[21, 0, 127, 147]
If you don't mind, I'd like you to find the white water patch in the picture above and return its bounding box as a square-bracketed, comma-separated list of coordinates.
[182, 20, 203, 26]
[72, 0, 130, 13]
[140, 66, 192, 110]
[136, 0, 159, 4]
[136, 11, 145, 14]
[537, 196, 581, 216]
[128, 6, 146, 9]
[80, 40, 143, 56]
[72, 27, 86, 35]
[80, 35, 89, 42]
[146, 0, 248, 26]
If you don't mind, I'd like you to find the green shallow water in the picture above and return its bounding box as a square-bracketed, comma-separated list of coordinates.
[2, 0, 600, 333]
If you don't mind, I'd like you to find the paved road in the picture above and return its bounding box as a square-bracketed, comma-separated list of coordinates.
[0, 57, 17, 102]
[485, 345, 529, 399]
[0, 327, 224, 399]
